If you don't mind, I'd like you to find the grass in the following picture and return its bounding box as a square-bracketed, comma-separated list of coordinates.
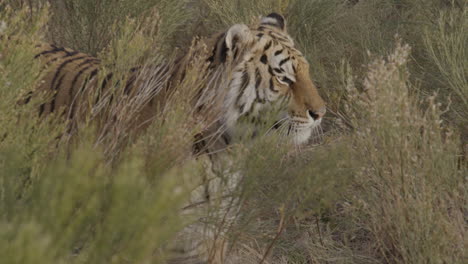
[1, 1, 466, 263]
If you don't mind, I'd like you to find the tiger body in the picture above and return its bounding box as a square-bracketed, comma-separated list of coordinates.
[30, 13, 326, 263]
[33, 44, 100, 118]
[31, 43, 174, 136]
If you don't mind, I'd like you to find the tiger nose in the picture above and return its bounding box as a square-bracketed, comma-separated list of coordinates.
[307, 106, 326, 121]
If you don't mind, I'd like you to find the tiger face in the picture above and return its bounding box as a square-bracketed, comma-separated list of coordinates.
[219, 13, 326, 145]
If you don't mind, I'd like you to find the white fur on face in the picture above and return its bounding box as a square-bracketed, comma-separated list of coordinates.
[220, 25, 323, 146]
[291, 116, 322, 145]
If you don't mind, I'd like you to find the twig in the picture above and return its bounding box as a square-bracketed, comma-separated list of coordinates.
[316, 216, 324, 247]
[259, 206, 286, 264]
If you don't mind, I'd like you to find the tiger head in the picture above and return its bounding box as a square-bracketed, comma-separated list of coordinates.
[208, 13, 326, 145]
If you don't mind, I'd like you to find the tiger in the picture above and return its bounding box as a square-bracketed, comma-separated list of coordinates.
[28, 13, 326, 263]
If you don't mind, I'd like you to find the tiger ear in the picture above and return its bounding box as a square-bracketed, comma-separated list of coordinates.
[225, 24, 253, 51]
[260, 13, 286, 31]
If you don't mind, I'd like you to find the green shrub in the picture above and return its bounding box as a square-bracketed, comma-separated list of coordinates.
[0, 4, 196, 263]
[1, 1, 466, 263]
[47, 0, 190, 55]
[422, 6, 467, 131]
[344, 40, 466, 264]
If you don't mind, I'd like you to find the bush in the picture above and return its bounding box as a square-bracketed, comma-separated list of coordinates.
[344, 40, 465, 263]
[47, 0, 190, 55]
[1, 1, 466, 263]
[0, 4, 196, 263]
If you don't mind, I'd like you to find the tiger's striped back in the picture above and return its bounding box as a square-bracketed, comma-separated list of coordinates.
[29, 43, 174, 138]
[33, 43, 101, 119]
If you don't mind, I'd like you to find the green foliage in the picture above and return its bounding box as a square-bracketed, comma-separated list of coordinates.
[47, 0, 190, 55]
[422, 6, 467, 128]
[1, 135, 196, 263]
[202, 0, 467, 137]
[0, 4, 63, 219]
[344, 40, 465, 263]
[0, 4, 196, 263]
[1, 1, 466, 263]
[228, 137, 354, 262]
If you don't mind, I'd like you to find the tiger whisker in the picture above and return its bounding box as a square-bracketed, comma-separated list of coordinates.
[264, 116, 289, 136]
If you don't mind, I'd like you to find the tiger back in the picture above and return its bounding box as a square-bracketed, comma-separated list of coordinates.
[32, 43, 100, 120]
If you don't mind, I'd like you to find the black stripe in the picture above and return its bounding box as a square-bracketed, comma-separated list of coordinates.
[23, 91, 33, 104]
[265, 13, 285, 30]
[51, 56, 92, 114]
[207, 33, 225, 63]
[260, 54, 268, 64]
[282, 77, 293, 85]
[77, 58, 100, 67]
[68, 68, 98, 120]
[269, 78, 279, 93]
[256, 33, 264, 38]
[279, 57, 291, 66]
[235, 72, 250, 108]
[44, 57, 60, 67]
[219, 40, 228, 63]
[268, 66, 274, 75]
[231, 36, 239, 49]
[255, 68, 265, 103]
[42, 51, 84, 67]
[50, 74, 66, 112]
[65, 51, 79, 58]
[39, 103, 45, 116]
[239, 104, 245, 113]
[218, 33, 229, 63]
[273, 68, 283, 73]
[192, 133, 207, 155]
[272, 120, 283, 130]
[88, 69, 99, 84]
[70, 64, 98, 103]
[255, 68, 262, 88]
[51, 55, 88, 91]
[274, 49, 284, 56]
[130, 66, 140, 73]
[34, 47, 66, 59]
[50, 99, 55, 113]
[264, 41, 272, 51]
[221, 133, 231, 145]
[233, 47, 239, 59]
[124, 75, 137, 95]
[101, 73, 113, 90]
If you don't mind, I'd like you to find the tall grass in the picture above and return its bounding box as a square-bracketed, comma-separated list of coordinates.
[1, 1, 466, 263]
[422, 6, 467, 131]
[345, 40, 465, 263]
[221, 39, 466, 264]
[0, 3, 197, 263]
[46, 0, 190, 55]
[201, 0, 467, 138]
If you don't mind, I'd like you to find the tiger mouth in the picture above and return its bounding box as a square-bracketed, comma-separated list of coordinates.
[269, 116, 322, 145]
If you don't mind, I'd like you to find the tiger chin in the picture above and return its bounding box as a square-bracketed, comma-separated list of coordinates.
[29, 12, 326, 263]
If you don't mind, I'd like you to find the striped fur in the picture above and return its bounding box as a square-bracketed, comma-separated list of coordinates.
[29, 14, 326, 146]
[32, 44, 100, 118]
